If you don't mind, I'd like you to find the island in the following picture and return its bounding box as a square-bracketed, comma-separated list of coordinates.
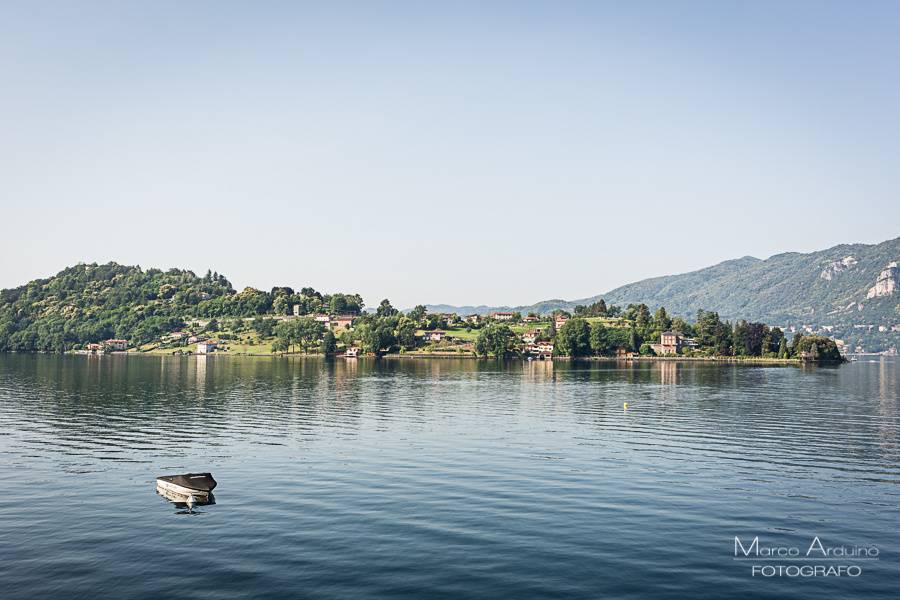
[0, 263, 843, 362]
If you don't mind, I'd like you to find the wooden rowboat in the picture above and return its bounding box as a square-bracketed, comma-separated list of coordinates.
[156, 473, 217, 504]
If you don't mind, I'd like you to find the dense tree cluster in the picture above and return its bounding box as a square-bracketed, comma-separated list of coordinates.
[473, 301, 840, 361]
[0, 263, 363, 352]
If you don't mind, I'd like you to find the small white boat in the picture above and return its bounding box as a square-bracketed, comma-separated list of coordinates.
[156, 472, 217, 504]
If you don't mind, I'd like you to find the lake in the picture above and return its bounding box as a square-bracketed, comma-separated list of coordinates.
[1, 355, 898, 599]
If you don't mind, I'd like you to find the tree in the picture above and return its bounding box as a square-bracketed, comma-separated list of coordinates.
[396, 317, 418, 350]
[319, 330, 336, 354]
[652, 306, 672, 334]
[767, 327, 785, 356]
[696, 309, 732, 355]
[575, 300, 608, 317]
[408, 305, 427, 322]
[339, 329, 354, 349]
[296, 318, 326, 353]
[556, 318, 592, 357]
[475, 324, 516, 357]
[360, 321, 396, 356]
[733, 320, 749, 355]
[273, 320, 298, 353]
[272, 295, 290, 316]
[793, 335, 842, 362]
[628, 328, 641, 353]
[790, 333, 805, 357]
[376, 299, 398, 318]
[670, 317, 693, 336]
[590, 323, 612, 356]
[271, 336, 289, 354]
[252, 317, 276, 338]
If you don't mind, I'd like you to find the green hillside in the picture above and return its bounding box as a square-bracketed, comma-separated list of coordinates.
[594, 238, 900, 326]
[426, 237, 900, 352]
[0, 262, 362, 352]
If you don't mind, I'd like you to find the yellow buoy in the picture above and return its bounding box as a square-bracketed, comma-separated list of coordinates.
[623, 402, 629, 410]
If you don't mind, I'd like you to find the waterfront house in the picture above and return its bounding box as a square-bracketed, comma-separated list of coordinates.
[86, 343, 103, 354]
[345, 346, 361, 357]
[525, 341, 554, 358]
[196, 341, 217, 354]
[535, 341, 554, 355]
[651, 331, 684, 355]
[104, 339, 128, 352]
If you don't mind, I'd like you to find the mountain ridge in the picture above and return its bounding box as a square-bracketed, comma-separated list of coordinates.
[424, 237, 900, 328]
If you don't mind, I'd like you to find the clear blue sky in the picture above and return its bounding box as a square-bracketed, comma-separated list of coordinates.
[1, 1, 898, 308]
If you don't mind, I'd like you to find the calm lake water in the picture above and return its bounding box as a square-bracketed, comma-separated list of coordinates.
[1, 355, 898, 599]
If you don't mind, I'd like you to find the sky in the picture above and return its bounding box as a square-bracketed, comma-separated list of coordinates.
[1, 1, 898, 308]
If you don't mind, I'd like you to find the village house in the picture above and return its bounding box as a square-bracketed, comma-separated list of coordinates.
[314, 314, 331, 325]
[535, 341, 554, 355]
[188, 335, 202, 344]
[345, 346, 361, 358]
[293, 304, 302, 317]
[424, 330, 446, 342]
[196, 341, 217, 354]
[522, 330, 540, 344]
[522, 315, 540, 323]
[651, 331, 683, 355]
[465, 314, 481, 325]
[554, 315, 569, 329]
[85, 343, 103, 353]
[491, 312, 514, 321]
[104, 339, 128, 352]
[616, 347, 635, 359]
[331, 315, 355, 330]
[525, 341, 554, 358]
[441, 313, 458, 325]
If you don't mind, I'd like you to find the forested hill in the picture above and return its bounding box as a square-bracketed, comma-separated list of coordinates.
[594, 237, 900, 325]
[0, 263, 363, 352]
[427, 237, 900, 326]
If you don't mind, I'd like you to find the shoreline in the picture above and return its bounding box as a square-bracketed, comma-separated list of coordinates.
[51, 350, 818, 364]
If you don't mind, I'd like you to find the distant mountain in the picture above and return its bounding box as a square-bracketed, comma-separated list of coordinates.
[426, 237, 900, 326]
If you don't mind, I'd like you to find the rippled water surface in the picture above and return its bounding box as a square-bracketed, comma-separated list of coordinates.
[1, 355, 898, 599]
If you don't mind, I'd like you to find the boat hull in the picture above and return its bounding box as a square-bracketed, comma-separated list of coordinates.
[155, 472, 217, 505]
[156, 479, 212, 499]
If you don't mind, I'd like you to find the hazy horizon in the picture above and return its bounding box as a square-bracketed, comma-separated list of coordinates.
[3, 2, 899, 307]
[4, 233, 898, 310]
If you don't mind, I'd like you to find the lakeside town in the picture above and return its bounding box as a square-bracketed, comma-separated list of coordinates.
[78, 300, 856, 363]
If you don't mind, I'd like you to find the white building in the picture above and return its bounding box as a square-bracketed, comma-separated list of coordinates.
[196, 341, 217, 354]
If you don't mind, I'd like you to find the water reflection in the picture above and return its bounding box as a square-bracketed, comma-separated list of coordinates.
[1, 355, 898, 600]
